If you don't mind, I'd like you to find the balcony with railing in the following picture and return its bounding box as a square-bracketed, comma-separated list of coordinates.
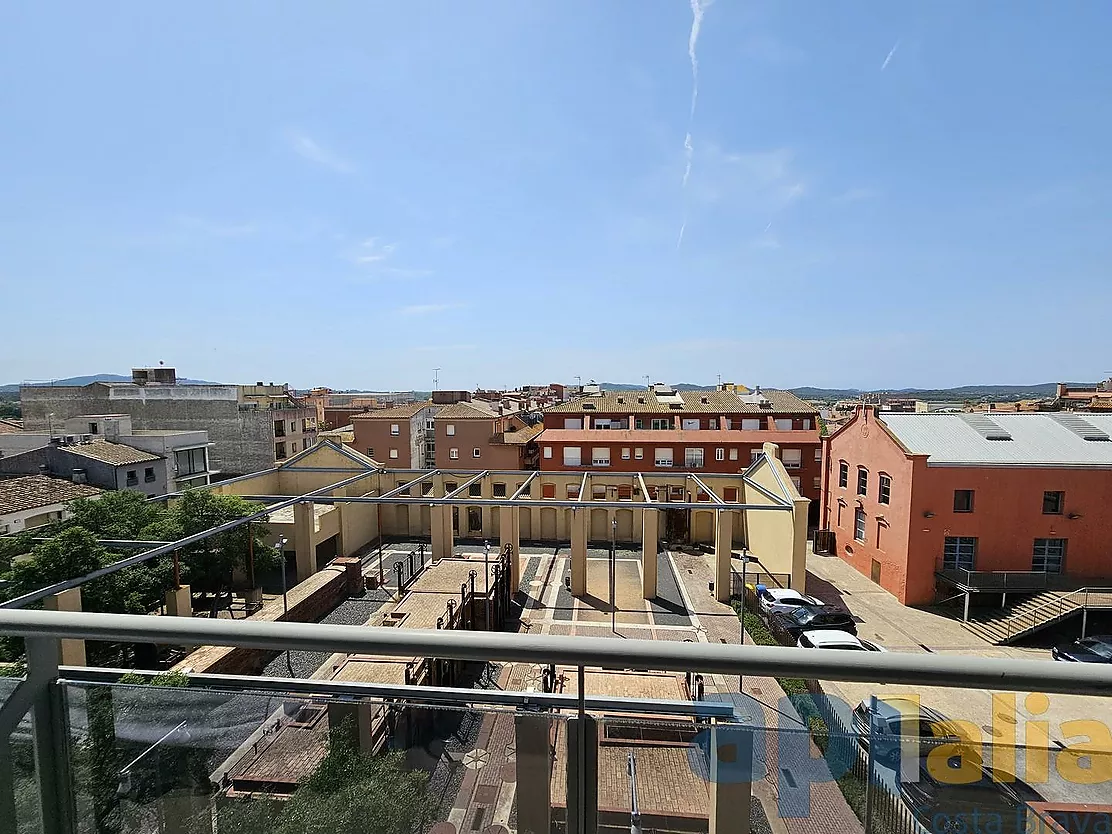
[3, 610, 1112, 834]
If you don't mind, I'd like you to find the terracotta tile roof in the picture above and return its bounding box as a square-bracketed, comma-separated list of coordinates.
[0, 475, 102, 516]
[63, 440, 162, 466]
[436, 401, 501, 419]
[0, 420, 21, 435]
[545, 388, 816, 415]
[492, 423, 545, 445]
[349, 401, 434, 420]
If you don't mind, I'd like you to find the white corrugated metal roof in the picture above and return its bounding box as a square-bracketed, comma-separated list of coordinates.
[880, 413, 1112, 467]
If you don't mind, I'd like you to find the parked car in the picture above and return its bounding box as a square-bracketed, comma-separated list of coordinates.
[798, 630, 886, 652]
[767, 605, 856, 644]
[851, 697, 962, 767]
[756, 587, 824, 618]
[1051, 635, 1112, 662]
[898, 753, 1043, 834]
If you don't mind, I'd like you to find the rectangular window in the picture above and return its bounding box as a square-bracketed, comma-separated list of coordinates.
[782, 449, 802, 469]
[854, 507, 866, 542]
[567, 484, 579, 499]
[1033, 539, 1066, 573]
[751, 449, 762, 462]
[878, 474, 891, 505]
[543, 446, 553, 459]
[729, 448, 738, 461]
[1042, 491, 1064, 515]
[953, 490, 975, 513]
[621, 447, 631, 460]
[143, 467, 156, 483]
[446, 424, 456, 436]
[838, 461, 848, 488]
[290, 421, 296, 434]
[802, 419, 812, 430]
[469, 483, 482, 497]
[174, 448, 207, 476]
[274, 420, 285, 438]
[493, 483, 507, 498]
[634, 447, 644, 459]
[389, 449, 399, 459]
[943, 537, 978, 570]
[635, 419, 644, 430]
[275, 442, 286, 459]
[563, 446, 582, 466]
[775, 418, 793, 431]
[813, 476, 821, 490]
[651, 418, 671, 430]
[715, 447, 725, 461]
[422, 482, 434, 496]
[291, 442, 297, 453]
[684, 447, 704, 468]
[791, 476, 802, 491]
[390, 423, 400, 436]
[837, 502, 843, 526]
[125, 470, 138, 486]
[654, 448, 673, 467]
[857, 467, 868, 496]
[473, 447, 481, 458]
[876, 521, 883, 550]
[445, 482, 457, 492]
[618, 484, 633, 500]
[88, 422, 98, 434]
[724, 487, 738, 502]
[709, 419, 717, 430]
[814, 448, 822, 462]
[542, 483, 556, 499]
[742, 418, 761, 431]
[592, 447, 611, 466]
[449, 448, 459, 460]
[681, 418, 700, 430]
[592, 484, 606, 499]
[564, 418, 582, 430]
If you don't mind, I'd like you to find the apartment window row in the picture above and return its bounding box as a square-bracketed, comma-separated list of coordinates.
[544, 445, 799, 468]
[942, 536, 1067, 574]
[951, 490, 1067, 515]
[838, 460, 892, 506]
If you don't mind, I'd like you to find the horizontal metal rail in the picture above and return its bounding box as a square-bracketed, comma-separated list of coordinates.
[5, 609, 1112, 697]
[222, 494, 793, 512]
[59, 666, 734, 717]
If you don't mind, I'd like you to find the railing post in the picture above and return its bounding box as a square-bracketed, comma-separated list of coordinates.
[567, 665, 597, 834]
[27, 636, 75, 834]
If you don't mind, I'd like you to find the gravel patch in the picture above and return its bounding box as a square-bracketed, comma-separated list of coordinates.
[649, 550, 692, 626]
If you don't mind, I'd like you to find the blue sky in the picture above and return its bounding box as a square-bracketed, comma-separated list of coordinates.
[2, 2, 1110, 391]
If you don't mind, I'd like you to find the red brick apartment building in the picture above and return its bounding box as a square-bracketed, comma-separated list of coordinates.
[821, 409, 1112, 605]
[351, 402, 438, 468]
[434, 401, 542, 470]
[537, 383, 821, 514]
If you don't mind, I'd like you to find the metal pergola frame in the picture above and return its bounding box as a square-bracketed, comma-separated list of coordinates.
[1, 442, 798, 610]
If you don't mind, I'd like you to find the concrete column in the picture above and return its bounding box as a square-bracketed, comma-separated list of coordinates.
[714, 510, 734, 603]
[514, 712, 552, 834]
[481, 476, 493, 539]
[294, 500, 315, 583]
[570, 508, 588, 597]
[642, 509, 658, 599]
[165, 585, 191, 617]
[431, 504, 454, 560]
[708, 724, 752, 834]
[44, 588, 85, 666]
[499, 505, 521, 590]
[566, 716, 598, 834]
[791, 495, 809, 592]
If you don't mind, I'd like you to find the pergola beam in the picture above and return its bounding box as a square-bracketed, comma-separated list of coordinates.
[637, 473, 654, 505]
[577, 470, 589, 501]
[379, 469, 439, 499]
[690, 474, 726, 505]
[509, 471, 539, 500]
[445, 471, 489, 500]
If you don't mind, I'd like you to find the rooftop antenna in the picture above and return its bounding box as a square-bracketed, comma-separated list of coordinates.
[575, 375, 582, 388]
[643, 375, 650, 389]
[717, 373, 722, 386]
[433, 368, 440, 391]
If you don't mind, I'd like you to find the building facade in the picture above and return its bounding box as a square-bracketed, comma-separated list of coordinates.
[434, 402, 537, 470]
[350, 402, 439, 468]
[0, 475, 101, 534]
[537, 384, 821, 515]
[20, 369, 315, 476]
[820, 409, 1112, 604]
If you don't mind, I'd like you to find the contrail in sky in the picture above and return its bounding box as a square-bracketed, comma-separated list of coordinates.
[678, 0, 710, 249]
[881, 39, 900, 71]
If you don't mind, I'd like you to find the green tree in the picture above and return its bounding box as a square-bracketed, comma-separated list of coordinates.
[0, 531, 36, 574]
[155, 492, 274, 598]
[66, 491, 169, 541]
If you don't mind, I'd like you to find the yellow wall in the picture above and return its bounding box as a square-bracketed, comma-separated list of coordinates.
[742, 443, 809, 590]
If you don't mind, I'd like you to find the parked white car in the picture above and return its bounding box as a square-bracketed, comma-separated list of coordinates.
[797, 630, 887, 652]
[756, 587, 824, 618]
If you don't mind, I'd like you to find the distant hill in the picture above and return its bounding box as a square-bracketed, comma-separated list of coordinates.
[789, 383, 1061, 402]
[0, 373, 222, 393]
[597, 382, 715, 392]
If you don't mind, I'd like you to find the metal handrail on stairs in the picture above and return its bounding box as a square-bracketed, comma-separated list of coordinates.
[1003, 587, 1112, 641]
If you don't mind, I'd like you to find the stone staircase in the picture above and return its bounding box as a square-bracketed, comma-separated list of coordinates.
[960, 590, 1108, 645]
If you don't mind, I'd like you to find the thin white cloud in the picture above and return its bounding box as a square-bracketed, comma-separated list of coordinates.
[398, 303, 462, 316]
[678, 0, 712, 250]
[353, 237, 398, 263]
[286, 129, 354, 173]
[881, 39, 900, 71]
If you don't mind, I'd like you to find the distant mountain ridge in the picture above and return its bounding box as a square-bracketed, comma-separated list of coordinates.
[595, 382, 1065, 402]
[0, 373, 222, 393]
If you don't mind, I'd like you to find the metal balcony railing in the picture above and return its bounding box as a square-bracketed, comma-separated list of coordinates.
[2, 610, 1112, 834]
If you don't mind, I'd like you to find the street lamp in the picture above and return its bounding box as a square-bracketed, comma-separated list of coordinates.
[483, 541, 491, 630]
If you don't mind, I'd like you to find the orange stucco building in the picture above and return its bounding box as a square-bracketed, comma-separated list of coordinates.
[821, 409, 1112, 605]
